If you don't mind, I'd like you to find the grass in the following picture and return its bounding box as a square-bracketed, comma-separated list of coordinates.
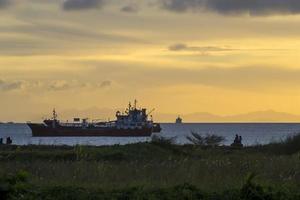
[1, 173, 299, 200]
[0, 134, 300, 199]
[252, 134, 300, 155]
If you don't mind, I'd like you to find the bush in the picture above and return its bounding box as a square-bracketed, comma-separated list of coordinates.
[240, 173, 265, 200]
[186, 132, 225, 147]
[186, 132, 206, 145]
[1, 172, 300, 200]
[151, 135, 177, 146]
[239, 173, 295, 200]
[279, 134, 300, 154]
[261, 133, 300, 155]
[0, 170, 32, 200]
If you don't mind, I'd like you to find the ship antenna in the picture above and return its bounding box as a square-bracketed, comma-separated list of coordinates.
[134, 99, 137, 109]
[148, 108, 155, 115]
[53, 108, 57, 120]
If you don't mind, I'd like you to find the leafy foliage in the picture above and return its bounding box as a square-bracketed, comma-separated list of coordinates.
[186, 131, 206, 145]
[0, 172, 299, 200]
[0, 171, 32, 200]
[186, 132, 225, 147]
[151, 135, 177, 146]
[254, 133, 300, 155]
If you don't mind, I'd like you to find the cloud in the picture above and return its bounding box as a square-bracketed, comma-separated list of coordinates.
[49, 80, 71, 91]
[0, 79, 113, 92]
[0, 22, 148, 56]
[63, 0, 105, 11]
[0, 0, 10, 9]
[48, 80, 112, 91]
[121, 4, 139, 13]
[154, 66, 300, 91]
[89, 64, 300, 91]
[0, 80, 23, 91]
[168, 43, 235, 53]
[161, 0, 300, 16]
[99, 80, 111, 88]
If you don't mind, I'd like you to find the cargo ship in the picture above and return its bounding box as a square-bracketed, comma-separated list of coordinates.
[27, 100, 161, 137]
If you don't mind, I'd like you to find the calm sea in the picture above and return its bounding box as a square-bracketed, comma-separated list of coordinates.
[0, 123, 300, 146]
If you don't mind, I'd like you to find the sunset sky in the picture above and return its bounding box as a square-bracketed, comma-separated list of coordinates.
[1, 0, 300, 122]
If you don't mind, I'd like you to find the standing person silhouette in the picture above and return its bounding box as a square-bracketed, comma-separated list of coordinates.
[6, 137, 12, 145]
[239, 136, 242, 144]
[234, 134, 239, 143]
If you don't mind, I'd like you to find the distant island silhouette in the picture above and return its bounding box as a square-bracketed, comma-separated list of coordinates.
[19, 109, 300, 123]
[157, 110, 300, 123]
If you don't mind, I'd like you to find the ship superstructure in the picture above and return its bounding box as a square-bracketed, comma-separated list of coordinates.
[27, 100, 161, 137]
[115, 100, 151, 129]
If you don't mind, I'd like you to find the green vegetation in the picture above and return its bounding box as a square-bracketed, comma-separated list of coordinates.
[0, 134, 300, 199]
[254, 134, 300, 155]
[151, 135, 177, 145]
[186, 132, 225, 146]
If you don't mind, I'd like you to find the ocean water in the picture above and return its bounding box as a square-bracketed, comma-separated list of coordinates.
[0, 123, 300, 146]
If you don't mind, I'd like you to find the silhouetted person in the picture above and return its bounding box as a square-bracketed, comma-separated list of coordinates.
[231, 134, 243, 148]
[239, 136, 242, 144]
[0, 138, 3, 145]
[6, 137, 12, 145]
[234, 134, 239, 143]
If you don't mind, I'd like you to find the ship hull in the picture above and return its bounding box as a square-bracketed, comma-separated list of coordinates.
[27, 123, 153, 137]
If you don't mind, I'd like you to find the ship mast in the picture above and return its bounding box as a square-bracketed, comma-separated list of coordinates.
[134, 99, 137, 109]
[53, 109, 58, 121]
[52, 108, 58, 128]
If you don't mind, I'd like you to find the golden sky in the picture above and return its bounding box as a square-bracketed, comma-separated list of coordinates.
[1, 0, 300, 122]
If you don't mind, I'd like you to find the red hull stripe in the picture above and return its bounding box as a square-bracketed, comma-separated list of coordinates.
[27, 123, 152, 137]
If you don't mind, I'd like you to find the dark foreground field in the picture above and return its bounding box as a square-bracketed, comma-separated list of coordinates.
[0, 135, 300, 200]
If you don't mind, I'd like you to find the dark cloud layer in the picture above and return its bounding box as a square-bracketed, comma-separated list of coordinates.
[1, 0, 300, 16]
[0, 0, 10, 8]
[63, 0, 104, 10]
[162, 0, 300, 15]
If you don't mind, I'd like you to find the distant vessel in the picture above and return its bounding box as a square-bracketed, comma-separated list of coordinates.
[27, 100, 161, 137]
[175, 116, 182, 124]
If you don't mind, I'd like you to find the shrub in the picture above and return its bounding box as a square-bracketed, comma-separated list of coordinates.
[262, 133, 300, 155]
[186, 132, 225, 147]
[186, 132, 206, 145]
[151, 135, 177, 146]
[240, 173, 266, 200]
[279, 134, 300, 154]
[0, 170, 31, 200]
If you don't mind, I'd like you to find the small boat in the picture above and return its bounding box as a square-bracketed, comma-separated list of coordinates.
[175, 116, 182, 124]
